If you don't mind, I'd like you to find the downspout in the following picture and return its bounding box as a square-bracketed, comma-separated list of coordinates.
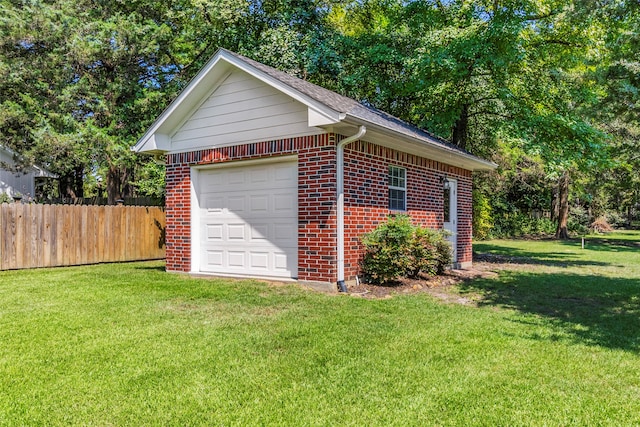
[336, 125, 367, 292]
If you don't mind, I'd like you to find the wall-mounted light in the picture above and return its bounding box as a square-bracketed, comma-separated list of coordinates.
[440, 176, 451, 189]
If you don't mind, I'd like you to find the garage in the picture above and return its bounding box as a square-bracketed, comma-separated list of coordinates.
[192, 159, 298, 279]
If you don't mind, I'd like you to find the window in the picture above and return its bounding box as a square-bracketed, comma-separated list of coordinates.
[443, 183, 451, 223]
[388, 166, 406, 211]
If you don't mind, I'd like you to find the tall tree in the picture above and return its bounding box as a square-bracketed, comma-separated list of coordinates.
[320, 0, 609, 237]
[0, 0, 338, 202]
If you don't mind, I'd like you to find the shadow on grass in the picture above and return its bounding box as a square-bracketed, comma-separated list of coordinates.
[133, 264, 166, 272]
[459, 271, 640, 351]
[560, 236, 640, 253]
[473, 243, 613, 268]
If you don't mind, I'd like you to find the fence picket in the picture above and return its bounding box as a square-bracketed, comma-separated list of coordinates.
[0, 204, 165, 270]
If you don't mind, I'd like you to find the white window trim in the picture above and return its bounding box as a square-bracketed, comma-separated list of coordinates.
[388, 165, 407, 211]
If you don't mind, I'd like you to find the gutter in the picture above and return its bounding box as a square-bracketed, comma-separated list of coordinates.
[342, 115, 497, 171]
[336, 125, 367, 292]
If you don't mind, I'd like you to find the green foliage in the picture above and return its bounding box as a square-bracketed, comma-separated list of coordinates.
[412, 225, 453, 276]
[0, 192, 12, 204]
[491, 213, 556, 239]
[0, 0, 635, 227]
[360, 215, 452, 285]
[134, 161, 166, 200]
[567, 205, 590, 235]
[472, 189, 493, 240]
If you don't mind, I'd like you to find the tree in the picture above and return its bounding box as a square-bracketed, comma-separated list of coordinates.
[318, 0, 609, 238]
[0, 0, 340, 203]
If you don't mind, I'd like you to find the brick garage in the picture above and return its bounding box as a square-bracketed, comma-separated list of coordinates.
[134, 49, 495, 289]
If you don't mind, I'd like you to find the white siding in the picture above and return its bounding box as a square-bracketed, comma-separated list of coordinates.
[0, 150, 36, 198]
[172, 69, 319, 151]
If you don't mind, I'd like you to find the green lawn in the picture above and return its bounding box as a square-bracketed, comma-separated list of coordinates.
[1, 232, 639, 425]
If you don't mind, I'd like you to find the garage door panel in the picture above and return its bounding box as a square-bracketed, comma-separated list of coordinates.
[250, 167, 269, 184]
[205, 250, 224, 267]
[226, 196, 246, 212]
[227, 251, 246, 269]
[203, 196, 224, 212]
[250, 194, 269, 212]
[273, 223, 296, 242]
[249, 252, 269, 270]
[250, 224, 269, 241]
[227, 224, 246, 240]
[196, 160, 298, 278]
[227, 169, 246, 185]
[273, 193, 296, 214]
[274, 163, 297, 182]
[206, 224, 223, 241]
[274, 253, 288, 271]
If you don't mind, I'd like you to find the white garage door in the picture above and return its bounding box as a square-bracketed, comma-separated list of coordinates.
[195, 160, 298, 279]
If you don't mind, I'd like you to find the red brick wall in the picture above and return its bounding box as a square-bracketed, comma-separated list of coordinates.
[164, 134, 338, 280]
[297, 137, 338, 282]
[342, 140, 473, 280]
[165, 162, 191, 272]
[164, 133, 473, 283]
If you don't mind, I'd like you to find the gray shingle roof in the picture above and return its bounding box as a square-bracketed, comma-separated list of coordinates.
[222, 48, 480, 159]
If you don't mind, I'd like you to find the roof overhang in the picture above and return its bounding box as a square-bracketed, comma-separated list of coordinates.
[0, 145, 57, 178]
[133, 49, 343, 155]
[333, 118, 497, 172]
[133, 49, 497, 172]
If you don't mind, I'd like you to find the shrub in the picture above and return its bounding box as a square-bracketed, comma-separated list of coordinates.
[606, 211, 627, 228]
[491, 213, 555, 238]
[472, 190, 493, 240]
[411, 226, 453, 277]
[360, 215, 452, 285]
[0, 192, 12, 204]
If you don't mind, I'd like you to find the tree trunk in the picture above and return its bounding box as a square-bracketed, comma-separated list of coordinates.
[551, 185, 559, 222]
[106, 165, 132, 205]
[58, 166, 84, 202]
[451, 103, 469, 150]
[555, 171, 570, 239]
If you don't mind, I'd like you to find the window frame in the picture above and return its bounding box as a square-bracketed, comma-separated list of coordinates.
[388, 165, 407, 211]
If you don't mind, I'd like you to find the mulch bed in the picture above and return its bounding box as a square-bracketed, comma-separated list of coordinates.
[345, 263, 499, 303]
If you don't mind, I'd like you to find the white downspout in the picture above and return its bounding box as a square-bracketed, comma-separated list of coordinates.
[336, 125, 366, 292]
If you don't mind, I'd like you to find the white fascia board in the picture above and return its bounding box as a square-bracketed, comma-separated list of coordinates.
[135, 133, 171, 155]
[308, 107, 344, 127]
[343, 116, 497, 171]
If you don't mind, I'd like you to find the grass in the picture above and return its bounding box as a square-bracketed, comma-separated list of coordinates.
[1, 231, 639, 425]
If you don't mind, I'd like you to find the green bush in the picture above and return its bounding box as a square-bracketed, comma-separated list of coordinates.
[0, 192, 12, 204]
[491, 213, 556, 238]
[568, 205, 590, 234]
[472, 189, 493, 240]
[360, 215, 452, 285]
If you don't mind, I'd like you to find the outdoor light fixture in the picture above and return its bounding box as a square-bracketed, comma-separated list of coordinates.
[441, 176, 451, 188]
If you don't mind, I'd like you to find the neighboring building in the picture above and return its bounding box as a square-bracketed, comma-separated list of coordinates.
[0, 145, 55, 200]
[134, 49, 496, 289]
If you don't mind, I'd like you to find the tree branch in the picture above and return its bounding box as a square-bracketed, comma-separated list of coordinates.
[532, 39, 584, 48]
[468, 110, 512, 120]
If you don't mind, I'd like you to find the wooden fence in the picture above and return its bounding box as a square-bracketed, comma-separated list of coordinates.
[0, 204, 165, 270]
